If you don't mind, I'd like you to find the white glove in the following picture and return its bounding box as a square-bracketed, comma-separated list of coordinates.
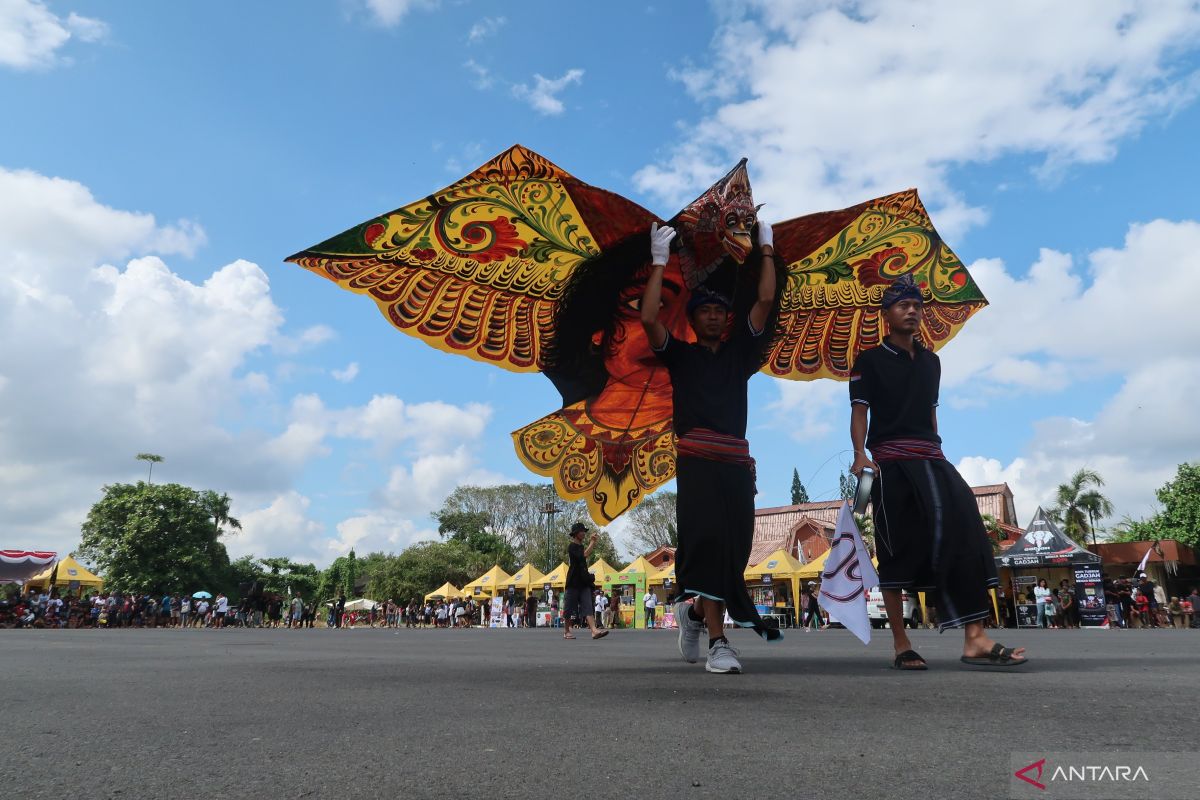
[650, 222, 676, 266]
[757, 219, 774, 250]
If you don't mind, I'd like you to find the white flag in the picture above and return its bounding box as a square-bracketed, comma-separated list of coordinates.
[819, 502, 881, 645]
[1135, 543, 1154, 576]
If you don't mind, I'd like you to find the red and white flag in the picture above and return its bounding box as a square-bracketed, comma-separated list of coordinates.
[1135, 543, 1155, 576]
[819, 503, 880, 645]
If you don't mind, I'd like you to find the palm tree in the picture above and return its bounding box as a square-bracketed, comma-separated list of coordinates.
[1050, 468, 1113, 546]
[135, 453, 164, 483]
[202, 491, 241, 537]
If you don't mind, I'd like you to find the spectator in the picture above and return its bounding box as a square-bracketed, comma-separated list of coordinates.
[1033, 579, 1053, 629]
[1133, 591, 1150, 628]
[290, 594, 304, 629]
[214, 593, 228, 629]
[644, 589, 658, 629]
[1167, 597, 1185, 629]
[1187, 587, 1200, 628]
[1137, 574, 1160, 628]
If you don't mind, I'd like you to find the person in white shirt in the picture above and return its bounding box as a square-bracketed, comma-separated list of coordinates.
[180, 596, 192, 628]
[643, 590, 658, 629]
[593, 590, 608, 629]
[214, 593, 229, 628]
[196, 599, 209, 627]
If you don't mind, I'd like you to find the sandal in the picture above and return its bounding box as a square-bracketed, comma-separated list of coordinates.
[562, 634, 576, 639]
[961, 642, 1027, 667]
[891, 649, 928, 670]
[591, 630, 609, 640]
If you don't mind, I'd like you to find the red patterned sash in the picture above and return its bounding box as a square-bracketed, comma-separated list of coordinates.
[870, 437, 946, 462]
[676, 428, 757, 489]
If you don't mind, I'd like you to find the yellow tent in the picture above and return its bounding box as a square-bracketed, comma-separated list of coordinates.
[795, 550, 832, 581]
[542, 562, 568, 589]
[462, 565, 511, 598]
[24, 556, 103, 594]
[622, 556, 656, 575]
[744, 548, 804, 580]
[499, 563, 547, 593]
[647, 562, 676, 586]
[588, 558, 620, 585]
[424, 582, 461, 601]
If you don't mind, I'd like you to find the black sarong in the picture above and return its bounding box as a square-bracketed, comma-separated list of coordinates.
[675, 454, 782, 641]
[870, 457, 998, 631]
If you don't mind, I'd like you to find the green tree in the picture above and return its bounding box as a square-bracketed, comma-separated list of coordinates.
[365, 540, 496, 605]
[625, 491, 678, 555]
[436, 510, 516, 570]
[135, 452, 164, 484]
[78, 482, 234, 595]
[838, 471, 856, 501]
[1107, 516, 1160, 543]
[1147, 463, 1200, 548]
[1050, 468, 1113, 545]
[258, 556, 321, 598]
[790, 469, 810, 505]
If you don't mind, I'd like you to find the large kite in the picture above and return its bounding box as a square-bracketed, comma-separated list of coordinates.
[287, 145, 985, 524]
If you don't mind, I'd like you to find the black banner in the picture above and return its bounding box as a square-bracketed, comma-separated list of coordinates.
[1073, 565, 1106, 626]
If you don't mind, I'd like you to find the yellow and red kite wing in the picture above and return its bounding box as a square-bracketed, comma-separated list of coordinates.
[286, 145, 657, 372]
[764, 189, 987, 380]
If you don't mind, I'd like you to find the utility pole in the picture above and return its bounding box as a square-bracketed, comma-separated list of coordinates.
[542, 486, 562, 574]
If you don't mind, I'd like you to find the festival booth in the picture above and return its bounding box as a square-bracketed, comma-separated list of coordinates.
[344, 598, 379, 611]
[23, 556, 103, 596]
[646, 563, 677, 626]
[541, 562, 568, 591]
[1, 550, 56, 585]
[587, 558, 619, 589]
[598, 562, 646, 629]
[499, 564, 546, 596]
[462, 565, 511, 599]
[424, 583, 461, 601]
[744, 549, 803, 628]
[995, 508, 1104, 628]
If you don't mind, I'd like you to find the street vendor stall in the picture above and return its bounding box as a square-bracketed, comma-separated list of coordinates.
[744, 548, 803, 627]
[462, 565, 511, 599]
[600, 566, 647, 629]
[996, 507, 1103, 627]
[22, 555, 102, 596]
[424, 583, 461, 601]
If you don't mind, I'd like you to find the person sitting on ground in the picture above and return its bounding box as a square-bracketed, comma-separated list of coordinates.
[1167, 597, 1184, 629]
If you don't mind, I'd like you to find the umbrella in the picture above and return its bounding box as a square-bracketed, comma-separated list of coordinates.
[192, 591, 212, 599]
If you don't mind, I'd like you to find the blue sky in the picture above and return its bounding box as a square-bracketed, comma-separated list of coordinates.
[3, 0, 1199, 564]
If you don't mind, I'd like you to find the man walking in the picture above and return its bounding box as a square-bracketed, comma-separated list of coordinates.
[562, 523, 608, 641]
[643, 218, 782, 675]
[849, 275, 1027, 669]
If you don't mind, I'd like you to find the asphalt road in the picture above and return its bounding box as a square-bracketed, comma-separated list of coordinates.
[2, 625, 1196, 800]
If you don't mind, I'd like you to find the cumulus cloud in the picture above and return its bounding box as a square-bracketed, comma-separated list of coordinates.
[637, 1, 1200, 236]
[233, 491, 327, 562]
[512, 68, 584, 116]
[948, 219, 1200, 529]
[331, 362, 359, 383]
[0, 0, 108, 69]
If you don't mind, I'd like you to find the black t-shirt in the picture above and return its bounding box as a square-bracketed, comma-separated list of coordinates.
[652, 316, 765, 438]
[849, 337, 941, 448]
[565, 541, 593, 589]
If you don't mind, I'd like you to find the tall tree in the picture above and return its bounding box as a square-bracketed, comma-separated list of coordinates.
[78, 482, 232, 595]
[838, 471, 856, 502]
[135, 453, 164, 484]
[436, 483, 593, 567]
[1050, 468, 1112, 545]
[625, 491, 678, 555]
[790, 469, 810, 505]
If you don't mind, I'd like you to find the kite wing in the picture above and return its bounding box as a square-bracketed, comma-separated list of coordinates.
[764, 189, 987, 380]
[286, 144, 657, 372]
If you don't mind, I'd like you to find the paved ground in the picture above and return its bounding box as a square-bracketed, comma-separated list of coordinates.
[2, 626, 1197, 800]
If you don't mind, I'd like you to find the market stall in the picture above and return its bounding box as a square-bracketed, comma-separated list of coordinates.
[996, 507, 1103, 627]
[744, 548, 803, 627]
[600, 566, 646, 629]
[462, 565, 511, 599]
[23, 555, 102, 596]
[424, 583, 461, 601]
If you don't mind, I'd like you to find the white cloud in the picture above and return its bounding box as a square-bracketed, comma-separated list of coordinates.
[0, 0, 107, 69]
[327, 513, 436, 557]
[637, 1, 1200, 236]
[361, 0, 436, 27]
[949, 219, 1200, 530]
[764, 379, 843, 442]
[467, 15, 505, 44]
[512, 68, 585, 116]
[332, 362, 359, 383]
[380, 445, 504, 516]
[463, 58, 494, 90]
[234, 491, 327, 562]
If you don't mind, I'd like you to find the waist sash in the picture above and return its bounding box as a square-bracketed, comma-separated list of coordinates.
[870, 437, 945, 462]
[676, 428, 757, 488]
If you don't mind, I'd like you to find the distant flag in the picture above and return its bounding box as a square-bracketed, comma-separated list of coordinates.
[1135, 541, 1157, 576]
[819, 502, 880, 645]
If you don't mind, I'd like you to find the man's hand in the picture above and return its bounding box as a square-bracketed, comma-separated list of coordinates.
[650, 222, 676, 266]
[756, 219, 774, 252]
[850, 453, 877, 477]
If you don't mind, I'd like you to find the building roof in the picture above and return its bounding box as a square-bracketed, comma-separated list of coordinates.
[971, 483, 1017, 526]
[1088, 540, 1198, 567]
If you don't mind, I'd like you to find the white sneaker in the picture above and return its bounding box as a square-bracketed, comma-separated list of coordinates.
[705, 638, 742, 674]
[674, 600, 703, 664]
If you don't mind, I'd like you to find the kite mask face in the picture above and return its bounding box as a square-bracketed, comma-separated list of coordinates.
[673, 159, 758, 289]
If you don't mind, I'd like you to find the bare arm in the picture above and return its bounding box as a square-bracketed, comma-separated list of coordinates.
[641, 223, 676, 350]
[584, 534, 599, 558]
[850, 403, 875, 475]
[748, 222, 776, 334]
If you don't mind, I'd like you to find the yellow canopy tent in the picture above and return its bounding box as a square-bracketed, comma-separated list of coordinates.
[647, 562, 676, 586]
[24, 556, 103, 594]
[588, 558, 620, 586]
[424, 582, 461, 601]
[542, 562, 568, 589]
[499, 563, 546, 593]
[462, 565, 511, 598]
[795, 550, 832, 581]
[744, 548, 805, 626]
[622, 556, 655, 575]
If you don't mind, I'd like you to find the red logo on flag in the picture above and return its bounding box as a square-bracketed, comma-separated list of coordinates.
[1015, 758, 1047, 790]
